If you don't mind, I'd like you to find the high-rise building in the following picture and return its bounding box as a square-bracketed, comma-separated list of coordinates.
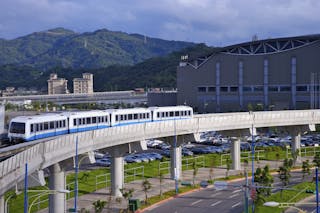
[47, 73, 68, 95]
[73, 73, 94, 94]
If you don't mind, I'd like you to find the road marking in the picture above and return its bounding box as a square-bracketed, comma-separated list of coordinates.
[211, 201, 222, 206]
[211, 192, 222, 197]
[191, 199, 203, 206]
[232, 202, 241, 208]
[230, 193, 239, 198]
[232, 189, 242, 193]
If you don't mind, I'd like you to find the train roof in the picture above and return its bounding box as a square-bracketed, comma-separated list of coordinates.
[10, 113, 67, 123]
[60, 110, 108, 117]
[148, 106, 193, 111]
[104, 108, 151, 114]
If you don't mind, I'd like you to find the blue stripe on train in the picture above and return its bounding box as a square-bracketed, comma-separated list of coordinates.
[26, 130, 69, 141]
[69, 125, 109, 133]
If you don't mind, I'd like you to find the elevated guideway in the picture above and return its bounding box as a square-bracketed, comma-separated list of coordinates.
[0, 109, 319, 212]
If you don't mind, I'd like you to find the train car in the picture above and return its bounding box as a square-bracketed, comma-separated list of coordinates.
[8, 113, 68, 142]
[63, 110, 110, 133]
[107, 108, 152, 127]
[149, 106, 193, 121]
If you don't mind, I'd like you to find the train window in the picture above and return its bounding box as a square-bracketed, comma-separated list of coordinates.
[82, 118, 86, 125]
[35, 124, 39, 131]
[161, 112, 164, 117]
[63, 120, 66, 127]
[142, 114, 145, 119]
[146, 114, 149, 119]
[44, 122, 49, 130]
[30, 124, 34, 133]
[86, 117, 91, 124]
[128, 114, 132, 120]
[40, 123, 43, 131]
[9, 122, 25, 134]
[92, 117, 96, 124]
[134, 114, 138, 119]
[79, 119, 82, 125]
[175, 111, 179, 116]
[170, 112, 174, 117]
[116, 115, 119, 121]
[188, 111, 191, 116]
[157, 112, 160, 117]
[50, 121, 55, 129]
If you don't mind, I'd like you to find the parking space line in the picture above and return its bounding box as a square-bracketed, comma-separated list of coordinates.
[191, 199, 203, 206]
[230, 193, 239, 198]
[232, 202, 241, 208]
[211, 201, 222, 206]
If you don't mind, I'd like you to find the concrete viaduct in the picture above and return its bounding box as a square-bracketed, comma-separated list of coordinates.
[0, 109, 319, 212]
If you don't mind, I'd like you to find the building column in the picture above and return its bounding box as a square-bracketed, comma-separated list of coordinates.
[216, 62, 221, 112]
[170, 146, 182, 180]
[263, 59, 269, 110]
[231, 139, 241, 170]
[111, 155, 124, 197]
[49, 163, 66, 213]
[239, 61, 244, 110]
[0, 195, 4, 213]
[291, 57, 297, 109]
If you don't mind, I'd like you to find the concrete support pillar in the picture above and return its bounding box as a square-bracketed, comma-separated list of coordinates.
[170, 146, 182, 180]
[231, 139, 241, 170]
[292, 132, 302, 164]
[111, 156, 124, 197]
[0, 195, 4, 213]
[49, 163, 66, 213]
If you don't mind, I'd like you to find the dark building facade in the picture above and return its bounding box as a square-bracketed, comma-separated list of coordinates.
[177, 35, 320, 113]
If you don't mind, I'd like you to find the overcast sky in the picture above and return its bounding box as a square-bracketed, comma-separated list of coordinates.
[1, 0, 319, 46]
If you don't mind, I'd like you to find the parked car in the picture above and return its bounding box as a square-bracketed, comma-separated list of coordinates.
[95, 158, 111, 167]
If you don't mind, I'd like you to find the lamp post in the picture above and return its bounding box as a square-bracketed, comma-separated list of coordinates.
[264, 201, 308, 213]
[28, 189, 70, 213]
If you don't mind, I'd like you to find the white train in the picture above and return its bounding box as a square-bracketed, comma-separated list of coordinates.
[8, 106, 193, 142]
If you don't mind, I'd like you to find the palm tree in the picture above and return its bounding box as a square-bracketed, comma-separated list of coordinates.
[159, 172, 164, 197]
[92, 200, 107, 213]
[142, 179, 152, 204]
[192, 161, 198, 186]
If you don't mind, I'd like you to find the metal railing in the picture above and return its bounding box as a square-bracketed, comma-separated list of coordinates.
[158, 161, 170, 175]
[95, 173, 110, 191]
[220, 150, 264, 166]
[124, 166, 144, 183]
[182, 156, 205, 170]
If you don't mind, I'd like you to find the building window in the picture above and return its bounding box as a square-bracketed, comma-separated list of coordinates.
[253, 86, 263, 92]
[208, 87, 216, 92]
[243, 86, 252, 92]
[220, 87, 228, 92]
[296, 85, 308, 92]
[268, 86, 278, 92]
[280, 86, 291, 92]
[230, 86, 238, 92]
[198, 87, 206, 92]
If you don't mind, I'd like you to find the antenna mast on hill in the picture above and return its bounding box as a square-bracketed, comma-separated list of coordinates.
[144, 35, 147, 44]
[84, 39, 87, 48]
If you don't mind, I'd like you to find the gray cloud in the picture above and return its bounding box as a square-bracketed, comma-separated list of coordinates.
[0, 0, 319, 46]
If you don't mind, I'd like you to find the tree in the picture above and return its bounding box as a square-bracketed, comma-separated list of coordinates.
[278, 159, 292, 198]
[254, 165, 273, 197]
[92, 200, 107, 213]
[142, 179, 151, 204]
[120, 188, 134, 212]
[275, 152, 280, 167]
[226, 158, 232, 179]
[314, 153, 320, 167]
[192, 161, 198, 186]
[302, 160, 311, 180]
[209, 157, 216, 182]
[159, 172, 164, 197]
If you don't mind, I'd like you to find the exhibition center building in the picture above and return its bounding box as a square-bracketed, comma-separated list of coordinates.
[177, 35, 320, 113]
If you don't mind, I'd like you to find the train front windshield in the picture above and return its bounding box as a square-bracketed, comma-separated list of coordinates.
[10, 122, 25, 134]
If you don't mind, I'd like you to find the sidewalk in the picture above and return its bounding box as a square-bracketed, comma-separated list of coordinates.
[37, 158, 308, 213]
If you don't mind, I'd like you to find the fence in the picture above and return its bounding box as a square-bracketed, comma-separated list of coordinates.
[286, 146, 320, 158]
[220, 150, 265, 166]
[182, 156, 205, 170]
[95, 173, 111, 191]
[158, 161, 170, 175]
[124, 166, 144, 183]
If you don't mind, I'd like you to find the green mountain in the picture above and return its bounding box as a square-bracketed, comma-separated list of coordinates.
[0, 44, 215, 91]
[0, 28, 195, 69]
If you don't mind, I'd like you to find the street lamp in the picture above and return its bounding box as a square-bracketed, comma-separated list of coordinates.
[28, 189, 70, 213]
